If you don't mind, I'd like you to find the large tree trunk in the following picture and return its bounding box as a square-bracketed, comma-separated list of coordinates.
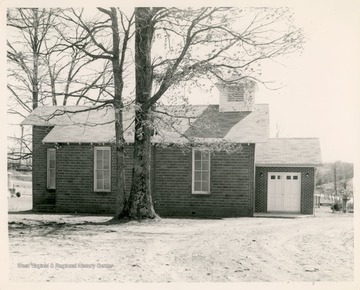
[114, 107, 127, 217]
[107, 8, 127, 219]
[119, 8, 156, 219]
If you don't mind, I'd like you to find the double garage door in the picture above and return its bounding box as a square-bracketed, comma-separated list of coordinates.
[267, 172, 301, 212]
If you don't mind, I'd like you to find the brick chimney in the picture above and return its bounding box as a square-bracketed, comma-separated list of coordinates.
[216, 76, 256, 112]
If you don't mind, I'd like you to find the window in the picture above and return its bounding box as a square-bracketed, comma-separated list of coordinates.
[94, 147, 111, 192]
[47, 148, 56, 189]
[192, 149, 210, 194]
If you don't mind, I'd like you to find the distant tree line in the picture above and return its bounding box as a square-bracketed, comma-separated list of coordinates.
[316, 161, 353, 188]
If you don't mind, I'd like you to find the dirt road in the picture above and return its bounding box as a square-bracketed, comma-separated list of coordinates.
[7, 207, 354, 282]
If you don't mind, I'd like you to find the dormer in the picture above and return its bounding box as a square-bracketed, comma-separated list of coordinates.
[216, 76, 257, 112]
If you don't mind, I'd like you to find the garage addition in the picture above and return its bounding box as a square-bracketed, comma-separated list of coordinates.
[255, 138, 322, 215]
[267, 172, 301, 212]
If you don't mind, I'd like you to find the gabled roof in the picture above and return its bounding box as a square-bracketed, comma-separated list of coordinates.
[21, 104, 269, 144]
[256, 138, 322, 167]
[21, 106, 133, 143]
[21, 106, 99, 126]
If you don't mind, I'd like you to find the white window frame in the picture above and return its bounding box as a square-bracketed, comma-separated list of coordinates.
[47, 148, 56, 189]
[192, 148, 211, 194]
[94, 147, 111, 192]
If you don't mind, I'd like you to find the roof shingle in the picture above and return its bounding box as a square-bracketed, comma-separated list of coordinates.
[255, 138, 322, 166]
[21, 104, 269, 144]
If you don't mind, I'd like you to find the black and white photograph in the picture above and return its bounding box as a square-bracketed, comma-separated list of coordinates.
[1, 1, 359, 289]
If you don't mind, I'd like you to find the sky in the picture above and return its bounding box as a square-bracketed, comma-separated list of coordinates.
[3, 1, 360, 164]
[264, 2, 360, 163]
[189, 2, 360, 163]
[267, 2, 360, 163]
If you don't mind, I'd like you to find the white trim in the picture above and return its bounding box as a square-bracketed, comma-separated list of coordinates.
[47, 148, 56, 189]
[267, 172, 301, 213]
[94, 146, 111, 192]
[192, 148, 210, 194]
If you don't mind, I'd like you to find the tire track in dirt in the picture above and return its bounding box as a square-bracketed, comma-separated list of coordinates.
[8, 211, 354, 282]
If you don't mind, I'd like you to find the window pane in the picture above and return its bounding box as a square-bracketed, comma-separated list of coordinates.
[194, 171, 201, 181]
[201, 152, 209, 160]
[286, 176, 291, 180]
[49, 169, 55, 188]
[277, 175, 281, 179]
[104, 178, 110, 190]
[103, 150, 110, 161]
[194, 160, 201, 170]
[103, 158, 110, 169]
[97, 179, 103, 190]
[202, 171, 209, 182]
[194, 150, 201, 160]
[194, 181, 201, 191]
[97, 170, 103, 181]
[202, 160, 209, 170]
[293, 176, 298, 180]
[97, 159, 103, 170]
[202, 181, 209, 192]
[103, 150, 110, 169]
[49, 151, 55, 160]
[271, 175, 275, 179]
[97, 149, 103, 159]
[104, 170, 110, 182]
[49, 178, 55, 189]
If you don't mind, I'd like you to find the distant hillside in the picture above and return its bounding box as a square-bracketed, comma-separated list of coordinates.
[319, 179, 353, 190]
[316, 161, 353, 186]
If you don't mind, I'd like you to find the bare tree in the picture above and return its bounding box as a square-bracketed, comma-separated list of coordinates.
[57, 8, 135, 217]
[8, 7, 304, 220]
[7, 8, 58, 112]
[7, 8, 115, 164]
[116, 7, 305, 219]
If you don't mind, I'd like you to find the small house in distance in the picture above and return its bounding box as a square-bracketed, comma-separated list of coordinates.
[21, 78, 322, 217]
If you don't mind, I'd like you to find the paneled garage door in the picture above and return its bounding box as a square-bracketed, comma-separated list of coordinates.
[267, 172, 301, 212]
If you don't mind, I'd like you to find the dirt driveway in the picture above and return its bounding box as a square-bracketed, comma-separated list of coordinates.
[7, 207, 353, 282]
